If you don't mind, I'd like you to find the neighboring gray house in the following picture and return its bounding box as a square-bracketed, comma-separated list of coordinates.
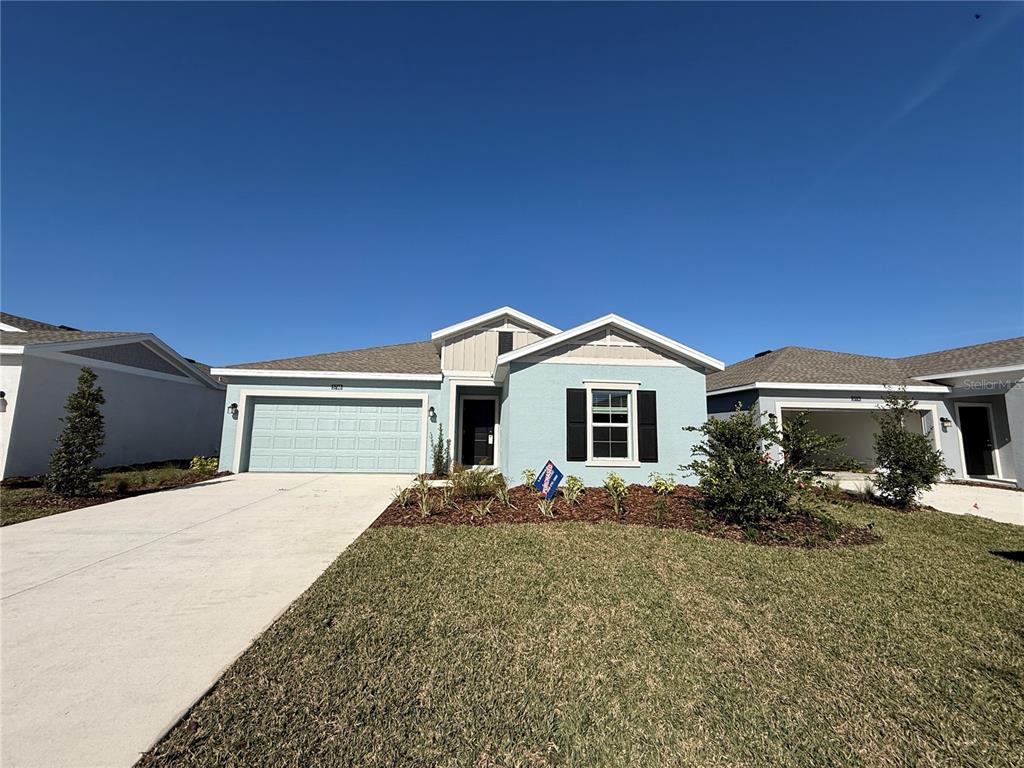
[707, 337, 1024, 489]
[211, 307, 724, 485]
[0, 313, 225, 479]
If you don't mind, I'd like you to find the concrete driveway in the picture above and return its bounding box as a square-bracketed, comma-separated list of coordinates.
[832, 474, 1023, 526]
[1, 472, 408, 768]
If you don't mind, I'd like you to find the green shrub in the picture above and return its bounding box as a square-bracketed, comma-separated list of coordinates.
[46, 367, 106, 497]
[603, 472, 628, 517]
[520, 468, 537, 488]
[452, 466, 501, 500]
[872, 389, 951, 508]
[415, 475, 432, 517]
[440, 482, 457, 511]
[648, 472, 678, 495]
[683, 408, 797, 524]
[429, 424, 452, 477]
[392, 485, 413, 508]
[652, 497, 668, 524]
[561, 475, 584, 505]
[779, 411, 858, 475]
[493, 477, 514, 508]
[537, 498, 556, 518]
[471, 499, 493, 519]
[189, 456, 219, 476]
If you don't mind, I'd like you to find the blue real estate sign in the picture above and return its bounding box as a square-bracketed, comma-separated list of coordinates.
[533, 460, 564, 500]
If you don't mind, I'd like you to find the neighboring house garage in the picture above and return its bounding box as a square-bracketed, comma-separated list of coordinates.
[777, 406, 925, 470]
[243, 395, 425, 473]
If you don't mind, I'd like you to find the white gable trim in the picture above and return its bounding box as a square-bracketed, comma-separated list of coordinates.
[495, 314, 724, 374]
[0, 322, 25, 332]
[912, 364, 1024, 382]
[708, 381, 951, 396]
[430, 306, 560, 342]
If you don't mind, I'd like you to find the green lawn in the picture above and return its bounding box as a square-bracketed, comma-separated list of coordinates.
[1, 465, 200, 526]
[140, 502, 1024, 768]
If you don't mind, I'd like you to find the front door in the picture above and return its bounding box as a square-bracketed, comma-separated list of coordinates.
[461, 399, 495, 466]
[959, 405, 996, 477]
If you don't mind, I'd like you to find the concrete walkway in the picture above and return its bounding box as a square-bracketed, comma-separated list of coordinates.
[831, 474, 1023, 526]
[1, 473, 408, 768]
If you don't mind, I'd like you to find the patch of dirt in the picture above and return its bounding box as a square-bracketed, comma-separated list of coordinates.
[373, 484, 881, 548]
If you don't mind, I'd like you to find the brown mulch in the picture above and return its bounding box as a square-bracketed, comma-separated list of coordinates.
[373, 484, 881, 548]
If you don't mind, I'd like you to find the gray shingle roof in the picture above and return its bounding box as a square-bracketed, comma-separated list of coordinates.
[225, 340, 441, 375]
[707, 337, 1024, 392]
[901, 337, 1024, 377]
[1, 312, 138, 346]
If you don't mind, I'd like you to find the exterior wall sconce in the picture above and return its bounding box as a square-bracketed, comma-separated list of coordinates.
[427, 406, 436, 420]
[939, 416, 953, 430]
[228, 402, 238, 419]
[0, 391, 6, 413]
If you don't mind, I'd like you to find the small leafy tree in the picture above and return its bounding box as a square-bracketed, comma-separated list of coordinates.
[872, 389, 951, 508]
[683, 408, 797, 524]
[780, 411, 857, 475]
[429, 424, 451, 477]
[46, 367, 106, 497]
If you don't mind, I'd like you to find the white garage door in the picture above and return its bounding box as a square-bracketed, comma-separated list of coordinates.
[246, 397, 422, 473]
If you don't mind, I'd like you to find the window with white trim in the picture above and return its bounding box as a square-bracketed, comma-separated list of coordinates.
[591, 389, 632, 459]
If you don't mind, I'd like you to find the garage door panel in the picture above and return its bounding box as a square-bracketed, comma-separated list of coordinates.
[247, 397, 422, 473]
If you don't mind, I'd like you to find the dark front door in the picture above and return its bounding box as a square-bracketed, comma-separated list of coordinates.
[959, 406, 996, 476]
[461, 399, 495, 466]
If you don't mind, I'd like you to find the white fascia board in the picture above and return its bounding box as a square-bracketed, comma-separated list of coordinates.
[210, 368, 443, 382]
[0, 323, 25, 332]
[495, 314, 725, 373]
[912, 364, 1024, 381]
[0, 345, 25, 354]
[430, 306, 560, 341]
[708, 381, 951, 396]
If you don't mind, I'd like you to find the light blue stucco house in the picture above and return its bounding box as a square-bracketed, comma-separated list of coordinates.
[211, 308, 724, 485]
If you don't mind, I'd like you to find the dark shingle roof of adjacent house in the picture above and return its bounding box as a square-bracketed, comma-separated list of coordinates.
[224, 340, 442, 375]
[707, 336, 1024, 392]
[0, 312, 137, 346]
[900, 337, 1024, 377]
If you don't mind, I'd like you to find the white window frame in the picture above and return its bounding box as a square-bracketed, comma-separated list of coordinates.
[584, 380, 640, 468]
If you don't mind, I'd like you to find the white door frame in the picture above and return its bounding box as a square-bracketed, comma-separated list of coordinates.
[457, 394, 500, 468]
[231, 389, 429, 474]
[953, 401, 1005, 480]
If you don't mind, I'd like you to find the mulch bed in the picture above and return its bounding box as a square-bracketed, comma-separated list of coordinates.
[373, 484, 881, 548]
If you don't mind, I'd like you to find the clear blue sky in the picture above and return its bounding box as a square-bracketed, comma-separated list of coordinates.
[3, 2, 1021, 366]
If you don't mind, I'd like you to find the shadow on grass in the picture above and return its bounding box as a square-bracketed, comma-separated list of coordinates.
[990, 551, 1024, 563]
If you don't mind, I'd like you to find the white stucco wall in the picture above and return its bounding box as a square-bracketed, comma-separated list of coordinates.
[0, 354, 25, 479]
[1, 353, 224, 479]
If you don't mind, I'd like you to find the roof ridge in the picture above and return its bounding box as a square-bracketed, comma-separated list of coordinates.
[899, 335, 1024, 361]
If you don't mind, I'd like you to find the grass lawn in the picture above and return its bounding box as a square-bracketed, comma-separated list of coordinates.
[140, 501, 1024, 768]
[1, 464, 206, 526]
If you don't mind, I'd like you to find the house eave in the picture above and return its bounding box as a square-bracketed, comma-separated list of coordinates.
[430, 306, 561, 343]
[210, 368, 443, 382]
[707, 381, 952, 396]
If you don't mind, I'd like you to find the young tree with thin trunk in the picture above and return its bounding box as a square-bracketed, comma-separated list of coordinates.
[46, 367, 106, 497]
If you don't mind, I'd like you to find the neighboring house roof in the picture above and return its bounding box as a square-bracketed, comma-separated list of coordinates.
[218, 340, 442, 377]
[0, 311, 222, 389]
[707, 336, 1024, 393]
[1, 312, 137, 346]
[900, 336, 1024, 378]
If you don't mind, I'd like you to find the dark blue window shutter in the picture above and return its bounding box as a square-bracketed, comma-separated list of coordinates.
[637, 390, 658, 463]
[566, 389, 587, 462]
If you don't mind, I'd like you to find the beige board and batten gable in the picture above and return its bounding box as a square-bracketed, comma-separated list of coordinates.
[441, 318, 546, 373]
[521, 327, 682, 366]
